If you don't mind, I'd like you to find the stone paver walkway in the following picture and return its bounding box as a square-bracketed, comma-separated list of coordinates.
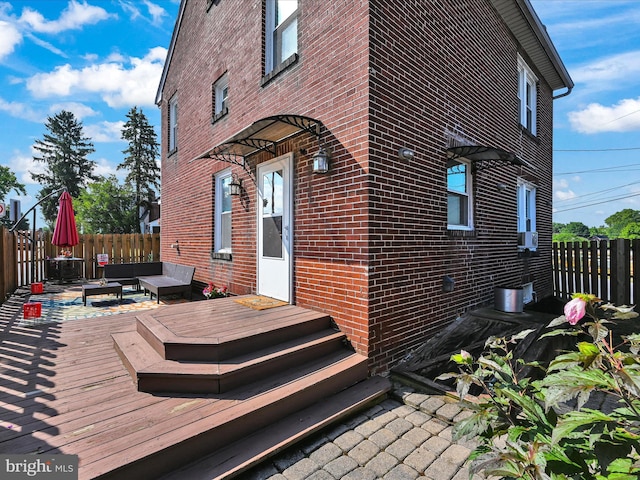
[243, 382, 486, 480]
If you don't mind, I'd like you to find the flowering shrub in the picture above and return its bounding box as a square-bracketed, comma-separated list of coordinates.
[203, 282, 228, 299]
[439, 293, 640, 479]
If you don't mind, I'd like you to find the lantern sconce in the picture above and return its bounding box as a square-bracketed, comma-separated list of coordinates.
[312, 146, 331, 174]
[229, 173, 243, 196]
[170, 240, 180, 255]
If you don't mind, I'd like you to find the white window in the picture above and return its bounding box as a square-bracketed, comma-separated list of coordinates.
[517, 179, 536, 233]
[169, 95, 178, 152]
[214, 73, 229, 116]
[215, 170, 232, 252]
[447, 158, 473, 230]
[265, 0, 298, 74]
[518, 55, 537, 135]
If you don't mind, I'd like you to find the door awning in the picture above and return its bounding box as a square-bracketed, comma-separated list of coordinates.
[197, 114, 321, 165]
[446, 145, 526, 172]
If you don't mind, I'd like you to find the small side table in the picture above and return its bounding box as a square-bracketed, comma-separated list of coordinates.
[82, 282, 123, 306]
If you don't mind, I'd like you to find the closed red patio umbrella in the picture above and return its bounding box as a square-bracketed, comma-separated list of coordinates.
[51, 191, 79, 249]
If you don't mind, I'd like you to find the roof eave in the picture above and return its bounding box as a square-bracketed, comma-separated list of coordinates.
[490, 0, 574, 94]
[155, 0, 187, 106]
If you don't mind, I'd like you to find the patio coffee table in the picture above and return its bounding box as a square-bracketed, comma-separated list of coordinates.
[82, 282, 123, 306]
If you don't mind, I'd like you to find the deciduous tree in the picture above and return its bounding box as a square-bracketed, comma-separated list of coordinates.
[75, 176, 138, 234]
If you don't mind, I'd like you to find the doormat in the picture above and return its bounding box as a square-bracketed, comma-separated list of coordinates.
[233, 296, 289, 310]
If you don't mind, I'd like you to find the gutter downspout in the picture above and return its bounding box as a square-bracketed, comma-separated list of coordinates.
[553, 86, 573, 100]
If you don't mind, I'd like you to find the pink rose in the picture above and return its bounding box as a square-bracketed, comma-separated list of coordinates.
[564, 298, 586, 325]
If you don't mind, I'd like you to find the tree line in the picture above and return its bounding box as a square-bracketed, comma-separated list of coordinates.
[0, 108, 160, 234]
[554, 208, 640, 242]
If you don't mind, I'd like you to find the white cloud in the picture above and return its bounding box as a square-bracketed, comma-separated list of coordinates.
[7, 149, 43, 186]
[0, 97, 45, 122]
[571, 50, 640, 89]
[119, 1, 167, 26]
[568, 97, 640, 133]
[94, 157, 119, 177]
[25, 47, 168, 107]
[555, 189, 576, 201]
[19, 0, 113, 34]
[48, 102, 98, 121]
[0, 20, 21, 60]
[24, 32, 68, 57]
[85, 121, 125, 142]
[144, 1, 168, 26]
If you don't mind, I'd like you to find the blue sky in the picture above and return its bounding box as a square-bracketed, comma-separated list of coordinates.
[0, 0, 179, 228]
[0, 1, 638, 229]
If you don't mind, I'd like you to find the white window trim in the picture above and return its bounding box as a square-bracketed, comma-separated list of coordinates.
[518, 55, 538, 135]
[447, 157, 474, 231]
[517, 178, 537, 233]
[214, 73, 229, 115]
[265, 0, 297, 74]
[169, 95, 178, 152]
[215, 169, 232, 252]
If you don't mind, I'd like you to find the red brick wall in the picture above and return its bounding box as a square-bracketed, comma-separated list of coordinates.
[365, 0, 555, 371]
[159, 0, 557, 373]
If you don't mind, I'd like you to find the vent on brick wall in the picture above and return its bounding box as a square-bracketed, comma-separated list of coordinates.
[195, 114, 322, 179]
[446, 145, 528, 173]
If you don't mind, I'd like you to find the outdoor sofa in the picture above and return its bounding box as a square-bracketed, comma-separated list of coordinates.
[103, 262, 163, 290]
[103, 261, 195, 303]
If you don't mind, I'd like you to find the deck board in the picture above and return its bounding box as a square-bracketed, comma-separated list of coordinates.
[0, 297, 350, 479]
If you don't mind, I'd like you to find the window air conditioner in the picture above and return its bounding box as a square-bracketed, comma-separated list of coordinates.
[518, 231, 538, 249]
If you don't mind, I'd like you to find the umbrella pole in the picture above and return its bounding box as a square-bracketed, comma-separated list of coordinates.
[31, 209, 36, 284]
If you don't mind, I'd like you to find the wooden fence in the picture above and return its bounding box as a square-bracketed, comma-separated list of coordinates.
[0, 226, 160, 303]
[553, 238, 637, 305]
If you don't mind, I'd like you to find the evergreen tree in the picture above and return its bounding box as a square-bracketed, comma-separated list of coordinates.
[119, 106, 160, 233]
[30, 110, 97, 225]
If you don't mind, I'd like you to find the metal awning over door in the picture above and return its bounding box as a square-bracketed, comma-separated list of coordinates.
[196, 114, 321, 172]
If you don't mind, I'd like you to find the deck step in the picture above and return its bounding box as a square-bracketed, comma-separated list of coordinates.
[112, 328, 349, 393]
[159, 376, 392, 480]
[136, 309, 334, 361]
[89, 352, 373, 479]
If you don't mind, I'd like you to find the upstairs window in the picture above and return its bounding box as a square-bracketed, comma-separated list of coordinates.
[265, 0, 298, 74]
[447, 158, 473, 230]
[215, 170, 232, 252]
[169, 95, 178, 152]
[518, 55, 537, 135]
[212, 73, 229, 122]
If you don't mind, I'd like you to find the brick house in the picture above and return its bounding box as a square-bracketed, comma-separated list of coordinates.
[155, 0, 572, 374]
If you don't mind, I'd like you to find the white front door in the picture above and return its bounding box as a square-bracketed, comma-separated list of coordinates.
[257, 153, 293, 302]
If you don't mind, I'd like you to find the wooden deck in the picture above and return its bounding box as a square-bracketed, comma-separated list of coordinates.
[0, 294, 390, 479]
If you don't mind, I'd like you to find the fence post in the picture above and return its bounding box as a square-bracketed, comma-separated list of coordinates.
[611, 238, 630, 305]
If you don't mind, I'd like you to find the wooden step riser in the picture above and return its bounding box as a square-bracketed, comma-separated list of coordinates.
[137, 314, 334, 362]
[96, 357, 369, 480]
[113, 337, 140, 386]
[136, 334, 348, 394]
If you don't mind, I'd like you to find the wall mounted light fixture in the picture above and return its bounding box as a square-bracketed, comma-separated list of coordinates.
[229, 173, 243, 196]
[442, 275, 455, 292]
[171, 240, 180, 255]
[398, 147, 415, 161]
[312, 147, 331, 174]
[496, 182, 507, 192]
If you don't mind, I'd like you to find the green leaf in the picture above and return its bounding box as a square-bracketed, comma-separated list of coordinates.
[548, 315, 569, 328]
[551, 409, 614, 445]
[451, 350, 473, 365]
[512, 329, 537, 341]
[588, 321, 610, 342]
